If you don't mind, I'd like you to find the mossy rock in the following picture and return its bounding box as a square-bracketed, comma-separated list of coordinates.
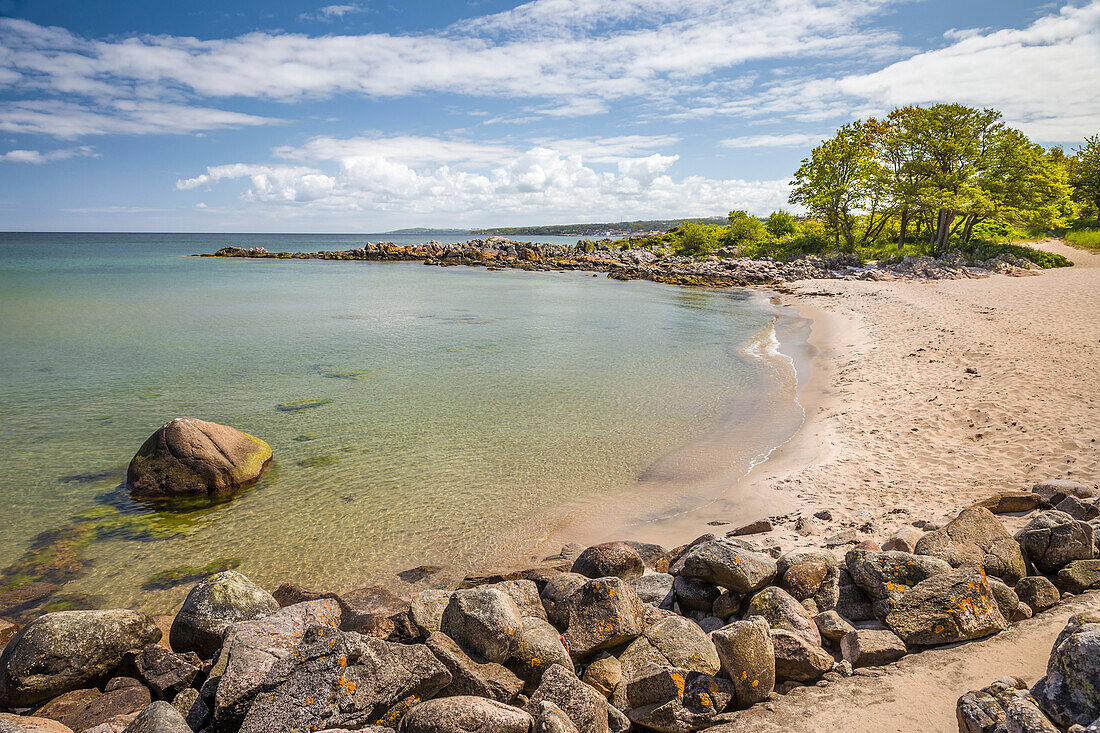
[142, 557, 243, 590]
[296, 454, 338, 468]
[275, 398, 333, 412]
[127, 417, 272, 499]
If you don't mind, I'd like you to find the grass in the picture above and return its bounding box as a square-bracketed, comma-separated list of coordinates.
[1063, 218, 1100, 250]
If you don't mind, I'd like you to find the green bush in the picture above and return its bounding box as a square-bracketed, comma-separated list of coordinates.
[960, 241, 1072, 268]
[672, 222, 722, 256]
[765, 210, 798, 238]
[723, 210, 767, 247]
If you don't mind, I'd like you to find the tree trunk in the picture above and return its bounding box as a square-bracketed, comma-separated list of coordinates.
[897, 209, 909, 252]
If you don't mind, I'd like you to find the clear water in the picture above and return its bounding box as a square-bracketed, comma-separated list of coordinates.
[0, 233, 796, 614]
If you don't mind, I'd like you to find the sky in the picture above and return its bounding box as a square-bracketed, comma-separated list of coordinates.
[0, 0, 1097, 232]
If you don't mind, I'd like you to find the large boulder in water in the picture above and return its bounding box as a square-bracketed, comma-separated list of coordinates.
[169, 571, 279, 659]
[127, 417, 272, 498]
[0, 610, 161, 708]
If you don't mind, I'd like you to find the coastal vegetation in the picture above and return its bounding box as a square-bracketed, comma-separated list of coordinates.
[585, 105, 1098, 268]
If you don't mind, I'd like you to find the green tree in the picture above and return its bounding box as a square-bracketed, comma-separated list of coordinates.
[788, 121, 891, 251]
[765, 210, 798, 238]
[1070, 134, 1100, 216]
[723, 210, 766, 246]
[673, 222, 721, 256]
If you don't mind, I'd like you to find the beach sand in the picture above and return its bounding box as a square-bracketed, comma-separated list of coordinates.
[639, 238, 1100, 730]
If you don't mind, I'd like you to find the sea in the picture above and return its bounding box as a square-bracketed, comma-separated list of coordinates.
[0, 232, 806, 614]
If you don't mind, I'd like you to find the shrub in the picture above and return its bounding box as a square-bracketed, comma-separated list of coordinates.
[724, 210, 767, 247]
[765, 210, 798, 238]
[672, 222, 722, 256]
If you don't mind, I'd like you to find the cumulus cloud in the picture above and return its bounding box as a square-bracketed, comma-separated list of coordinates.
[176, 134, 790, 220]
[0, 144, 96, 163]
[0, 0, 907, 138]
[688, 1, 1100, 142]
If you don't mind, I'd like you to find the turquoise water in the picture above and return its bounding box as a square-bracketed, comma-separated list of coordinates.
[0, 233, 793, 614]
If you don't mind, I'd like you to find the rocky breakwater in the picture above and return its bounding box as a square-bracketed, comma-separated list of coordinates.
[202, 240, 1045, 287]
[0, 479, 1097, 731]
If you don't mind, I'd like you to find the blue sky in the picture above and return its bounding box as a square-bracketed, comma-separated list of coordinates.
[0, 0, 1097, 232]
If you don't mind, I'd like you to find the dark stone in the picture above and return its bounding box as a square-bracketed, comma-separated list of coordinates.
[1015, 576, 1061, 614]
[399, 696, 534, 733]
[168, 571, 278, 659]
[672, 575, 719, 614]
[120, 701, 192, 733]
[426, 632, 523, 703]
[239, 625, 451, 732]
[571, 542, 645, 581]
[670, 538, 776, 594]
[0, 609, 161, 708]
[132, 645, 200, 699]
[1015, 511, 1095, 575]
[1032, 612, 1100, 727]
[628, 574, 675, 609]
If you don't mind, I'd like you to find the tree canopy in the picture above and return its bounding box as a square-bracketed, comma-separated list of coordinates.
[789, 104, 1071, 255]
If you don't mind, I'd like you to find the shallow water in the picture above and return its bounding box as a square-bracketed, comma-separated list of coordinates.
[0, 233, 794, 613]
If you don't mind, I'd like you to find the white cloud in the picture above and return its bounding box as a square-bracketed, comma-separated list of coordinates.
[175, 133, 790, 220]
[0, 99, 278, 138]
[688, 1, 1100, 142]
[721, 133, 828, 148]
[0, 144, 96, 163]
[0, 1, 907, 138]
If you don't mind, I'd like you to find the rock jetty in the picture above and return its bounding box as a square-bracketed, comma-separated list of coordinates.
[201, 238, 1044, 287]
[0, 478, 1097, 732]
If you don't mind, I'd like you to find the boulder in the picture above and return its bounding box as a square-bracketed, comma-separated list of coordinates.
[239, 625, 451, 732]
[338, 585, 409, 634]
[846, 549, 952, 620]
[564, 578, 644, 658]
[914, 507, 1026, 584]
[0, 713, 74, 732]
[494, 580, 549, 621]
[120, 701, 191, 733]
[211, 598, 342, 730]
[409, 589, 452, 637]
[127, 417, 272, 498]
[885, 564, 1009, 646]
[1015, 512, 1095, 575]
[839, 629, 906, 668]
[1004, 696, 1060, 732]
[670, 539, 776, 594]
[31, 685, 150, 733]
[541, 573, 589, 628]
[506, 617, 571, 691]
[398, 696, 534, 733]
[440, 587, 524, 664]
[627, 574, 675, 609]
[973, 492, 1044, 515]
[571, 543, 644, 581]
[132, 645, 200, 698]
[170, 687, 209, 730]
[710, 617, 774, 708]
[776, 548, 838, 577]
[746, 586, 820, 646]
[987, 577, 1021, 623]
[1033, 480, 1096, 508]
[581, 654, 621, 699]
[834, 580, 874, 622]
[1015, 576, 1061, 614]
[672, 576, 719, 614]
[0, 610, 161, 707]
[882, 527, 925, 554]
[425, 632, 523, 703]
[769, 629, 832, 683]
[624, 541, 668, 569]
[1055, 496, 1100, 522]
[621, 666, 733, 733]
[534, 701, 581, 733]
[641, 615, 720, 676]
[1057, 560, 1100, 594]
[527, 664, 609, 733]
[1032, 613, 1100, 727]
[169, 571, 279, 659]
[813, 610, 855, 644]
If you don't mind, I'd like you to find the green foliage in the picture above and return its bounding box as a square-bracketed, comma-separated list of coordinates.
[722, 210, 766, 247]
[765, 210, 798, 238]
[790, 104, 1072, 255]
[1070, 135, 1100, 216]
[1064, 217, 1100, 250]
[958, 241, 1072, 269]
[671, 222, 722, 256]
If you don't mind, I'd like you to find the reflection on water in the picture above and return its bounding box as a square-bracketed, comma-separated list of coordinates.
[0, 233, 784, 615]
